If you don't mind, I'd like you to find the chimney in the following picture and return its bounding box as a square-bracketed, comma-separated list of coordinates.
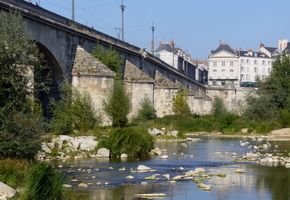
[159, 41, 163, 46]
[170, 40, 175, 48]
[248, 49, 253, 56]
[260, 43, 265, 48]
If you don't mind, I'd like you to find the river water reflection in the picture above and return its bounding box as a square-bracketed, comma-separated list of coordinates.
[48, 137, 290, 200]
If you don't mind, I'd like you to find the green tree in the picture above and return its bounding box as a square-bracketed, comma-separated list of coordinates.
[49, 80, 101, 135]
[243, 53, 290, 121]
[211, 95, 227, 117]
[92, 43, 122, 74]
[0, 11, 48, 160]
[131, 95, 156, 123]
[172, 87, 191, 117]
[103, 78, 132, 127]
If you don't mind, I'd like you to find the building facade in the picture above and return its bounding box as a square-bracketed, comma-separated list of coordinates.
[155, 41, 208, 84]
[208, 43, 239, 85]
[208, 42, 280, 86]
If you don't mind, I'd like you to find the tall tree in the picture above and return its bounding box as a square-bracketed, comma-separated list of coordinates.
[103, 78, 132, 127]
[172, 87, 191, 117]
[0, 11, 48, 159]
[243, 53, 290, 121]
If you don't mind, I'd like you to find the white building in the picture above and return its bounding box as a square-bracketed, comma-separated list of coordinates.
[208, 43, 239, 85]
[238, 49, 272, 85]
[155, 41, 208, 83]
[209, 42, 277, 86]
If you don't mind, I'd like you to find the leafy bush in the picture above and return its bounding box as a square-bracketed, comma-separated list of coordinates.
[98, 127, 154, 157]
[49, 80, 101, 135]
[23, 162, 66, 200]
[177, 118, 214, 133]
[0, 158, 30, 188]
[131, 95, 156, 124]
[0, 109, 45, 160]
[211, 95, 227, 116]
[172, 87, 191, 117]
[92, 43, 122, 74]
[278, 109, 290, 128]
[255, 122, 274, 134]
[103, 78, 132, 127]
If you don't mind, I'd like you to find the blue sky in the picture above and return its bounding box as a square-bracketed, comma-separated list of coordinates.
[31, 0, 290, 61]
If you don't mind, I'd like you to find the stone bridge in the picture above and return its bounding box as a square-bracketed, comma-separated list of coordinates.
[0, 0, 212, 123]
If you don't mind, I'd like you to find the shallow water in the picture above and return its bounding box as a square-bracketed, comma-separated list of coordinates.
[48, 137, 290, 200]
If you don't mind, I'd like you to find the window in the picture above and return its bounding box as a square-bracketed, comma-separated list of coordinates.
[221, 69, 226, 78]
[213, 70, 217, 78]
[240, 66, 244, 72]
[221, 61, 225, 66]
[241, 59, 244, 64]
[268, 68, 271, 73]
[230, 61, 234, 66]
[213, 61, 217, 66]
[247, 67, 249, 72]
[240, 74, 244, 80]
[254, 67, 258, 73]
[268, 61, 271, 65]
[262, 60, 266, 65]
[263, 68, 265, 73]
[246, 74, 250, 80]
[254, 60, 258, 65]
[246, 59, 250, 64]
[229, 70, 234, 78]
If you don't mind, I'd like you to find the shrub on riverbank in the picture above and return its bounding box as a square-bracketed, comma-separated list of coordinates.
[146, 114, 277, 135]
[23, 162, 66, 200]
[0, 159, 30, 189]
[0, 159, 65, 200]
[97, 127, 154, 157]
[49, 80, 101, 135]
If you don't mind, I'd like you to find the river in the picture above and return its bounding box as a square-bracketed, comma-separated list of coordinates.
[48, 136, 290, 200]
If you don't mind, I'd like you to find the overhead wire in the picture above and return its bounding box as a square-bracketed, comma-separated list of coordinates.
[39, 0, 150, 49]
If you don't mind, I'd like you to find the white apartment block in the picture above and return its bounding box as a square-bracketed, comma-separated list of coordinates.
[239, 49, 272, 85]
[208, 42, 279, 86]
[208, 43, 239, 85]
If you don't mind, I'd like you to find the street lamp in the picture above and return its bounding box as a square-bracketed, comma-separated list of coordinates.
[120, 0, 125, 41]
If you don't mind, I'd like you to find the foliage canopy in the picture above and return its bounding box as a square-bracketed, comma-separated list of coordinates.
[92, 43, 122, 74]
[0, 11, 48, 160]
[243, 53, 290, 121]
[103, 78, 132, 127]
[172, 87, 191, 117]
[49, 80, 101, 135]
[98, 127, 154, 157]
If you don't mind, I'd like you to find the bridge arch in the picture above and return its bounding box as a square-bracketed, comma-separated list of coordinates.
[35, 41, 64, 117]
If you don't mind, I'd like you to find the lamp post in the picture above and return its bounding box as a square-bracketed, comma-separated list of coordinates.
[151, 21, 155, 54]
[120, 0, 125, 41]
[72, 0, 75, 21]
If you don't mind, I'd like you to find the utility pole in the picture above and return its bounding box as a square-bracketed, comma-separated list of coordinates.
[151, 21, 155, 54]
[120, 0, 125, 41]
[72, 0, 75, 21]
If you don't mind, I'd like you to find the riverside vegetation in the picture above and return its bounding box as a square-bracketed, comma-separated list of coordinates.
[1, 10, 290, 200]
